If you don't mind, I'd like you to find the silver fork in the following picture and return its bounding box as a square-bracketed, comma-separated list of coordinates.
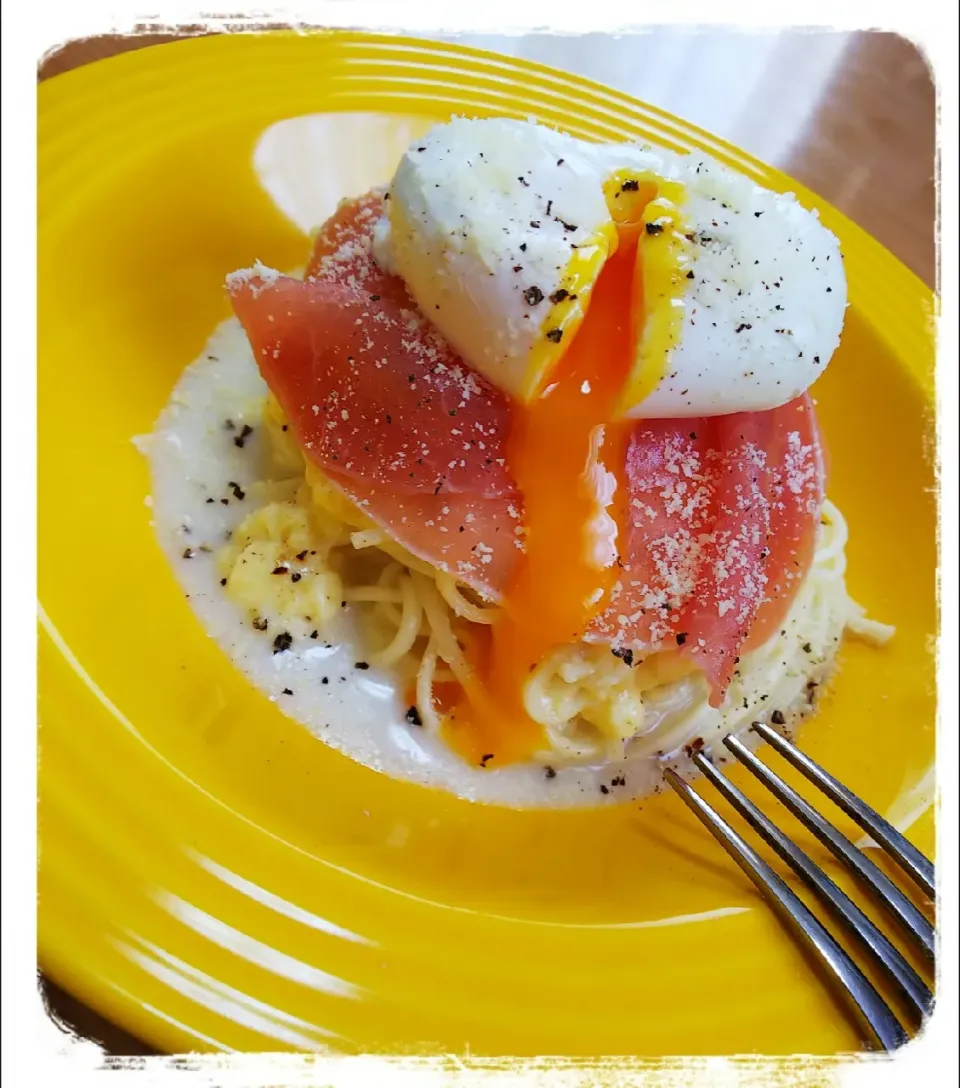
[665, 721, 936, 1051]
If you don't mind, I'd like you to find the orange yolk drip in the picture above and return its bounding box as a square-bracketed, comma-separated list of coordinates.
[443, 223, 645, 766]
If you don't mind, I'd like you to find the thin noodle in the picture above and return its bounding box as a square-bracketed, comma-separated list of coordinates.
[350, 529, 389, 550]
[341, 586, 404, 603]
[413, 572, 475, 687]
[416, 638, 443, 735]
[436, 571, 496, 625]
[371, 573, 423, 667]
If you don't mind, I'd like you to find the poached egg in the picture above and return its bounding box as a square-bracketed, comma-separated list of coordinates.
[373, 117, 847, 418]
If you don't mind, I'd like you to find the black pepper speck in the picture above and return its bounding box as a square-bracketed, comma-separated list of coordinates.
[233, 424, 254, 449]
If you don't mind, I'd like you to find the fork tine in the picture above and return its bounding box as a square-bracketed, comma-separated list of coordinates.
[664, 768, 908, 1051]
[723, 736, 935, 961]
[692, 752, 933, 1021]
[751, 721, 935, 899]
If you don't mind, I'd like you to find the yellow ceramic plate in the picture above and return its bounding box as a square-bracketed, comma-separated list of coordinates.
[38, 32, 936, 1057]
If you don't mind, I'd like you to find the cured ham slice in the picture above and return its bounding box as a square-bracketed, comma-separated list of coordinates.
[586, 398, 823, 701]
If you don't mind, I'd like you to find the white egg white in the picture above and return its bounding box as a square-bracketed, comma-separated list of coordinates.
[373, 118, 616, 401]
[637, 154, 847, 418]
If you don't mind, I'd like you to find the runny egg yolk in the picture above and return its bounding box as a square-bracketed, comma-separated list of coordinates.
[443, 182, 690, 767]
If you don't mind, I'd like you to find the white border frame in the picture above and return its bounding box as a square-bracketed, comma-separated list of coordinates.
[5, 3, 956, 1085]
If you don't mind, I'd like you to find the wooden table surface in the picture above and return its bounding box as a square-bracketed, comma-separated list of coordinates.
[37, 27, 937, 1057]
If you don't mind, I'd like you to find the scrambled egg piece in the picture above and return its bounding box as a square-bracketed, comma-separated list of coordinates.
[218, 487, 343, 631]
[525, 642, 696, 744]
